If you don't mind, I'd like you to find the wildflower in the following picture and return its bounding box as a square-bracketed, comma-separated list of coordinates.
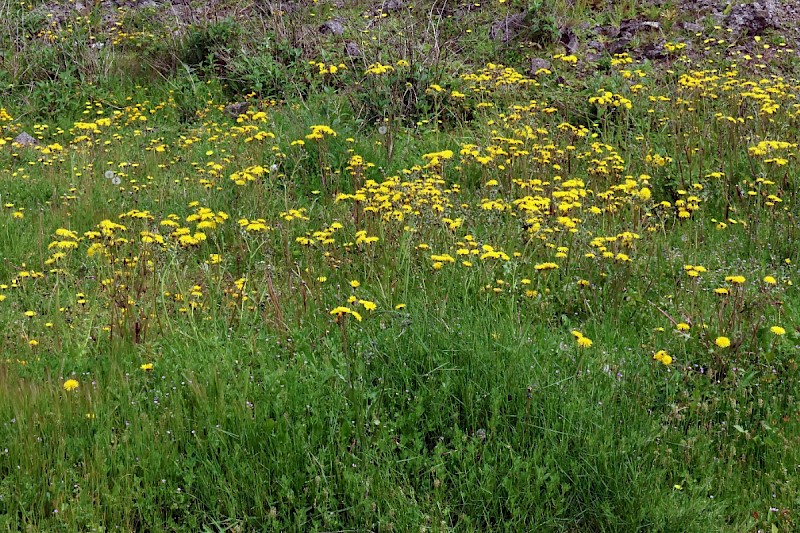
[63, 379, 79, 392]
[763, 276, 777, 285]
[715, 336, 731, 348]
[357, 300, 376, 311]
[330, 306, 362, 322]
[714, 288, 729, 295]
[571, 330, 593, 348]
[349, 280, 360, 289]
[653, 350, 673, 365]
[140, 363, 154, 371]
[770, 326, 786, 336]
[725, 275, 746, 284]
[577, 336, 593, 348]
[676, 323, 690, 332]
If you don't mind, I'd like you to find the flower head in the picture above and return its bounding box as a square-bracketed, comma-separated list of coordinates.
[715, 336, 731, 348]
[653, 350, 672, 365]
[63, 379, 79, 392]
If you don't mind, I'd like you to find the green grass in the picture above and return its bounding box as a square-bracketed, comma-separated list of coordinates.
[1, 0, 800, 530]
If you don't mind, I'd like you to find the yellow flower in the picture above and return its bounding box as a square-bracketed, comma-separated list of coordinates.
[140, 363, 154, 371]
[653, 350, 672, 365]
[724, 275, 746, 284]
[715, 336, 731, 348]
[63, 379, 79, 392]
[770, 326, 786, 336]
[359, 299, 377, 311]
[24, 310, 36, 318]
[577, 336, 593, 348]
[571, 330, 592, 347]
[676, 323, 690, 332]
[763, 276, 777, 285]
[349, 280, 360, 289]
[330, 306, 363, 322]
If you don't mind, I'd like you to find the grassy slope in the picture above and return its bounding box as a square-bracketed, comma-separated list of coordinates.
[1, 0, 799, 530]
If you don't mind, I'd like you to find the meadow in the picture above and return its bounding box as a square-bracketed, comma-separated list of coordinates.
[0, 0, 799, 530]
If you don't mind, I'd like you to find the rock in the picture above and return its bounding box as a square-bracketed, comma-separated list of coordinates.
[319, 19, 345, 35]
[225, 102, 250, 118]
[725, 0, 779, 36]
[13, 132, 38, 147]
[679, 20, 704, 33]
[618, 18, 660, 38]
[369, 0, 405, 15]
[344, 41, 362, 58]
[607, 38, 630, 55]
[586, 40, 606, 52]
[560, 27, 579, 53]
[380, 0, 405, 11]
[603, 18, 661, 56]
[641, 41, 668, 60]
[489, 12, 526, 42]
[529, 57, 552, 75]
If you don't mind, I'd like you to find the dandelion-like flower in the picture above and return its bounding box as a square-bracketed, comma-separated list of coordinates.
[653, 350, 672, 365]
[330, 306, 362, 322]
[571, 330, 593, 348]
[715, 336, 731, 348]
[63, 379, 79, 392]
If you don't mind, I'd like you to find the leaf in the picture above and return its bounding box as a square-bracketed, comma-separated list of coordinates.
[733, 424, 745, 434]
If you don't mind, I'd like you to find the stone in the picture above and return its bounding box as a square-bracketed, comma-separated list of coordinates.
[560, 27, 579, 53]
[489, 12, 526, 43]
[724, 0, 779, 36]
[13, 132, 38, 147]
[344, 41, 362, 58]
[319, 19, 345, 35]
[224, 102, 250, 118]
[529, 57, 552, 75]
[679, 21, 704, 33]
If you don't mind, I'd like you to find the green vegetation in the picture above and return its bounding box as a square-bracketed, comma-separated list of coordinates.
[1, 0, 799, 530]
